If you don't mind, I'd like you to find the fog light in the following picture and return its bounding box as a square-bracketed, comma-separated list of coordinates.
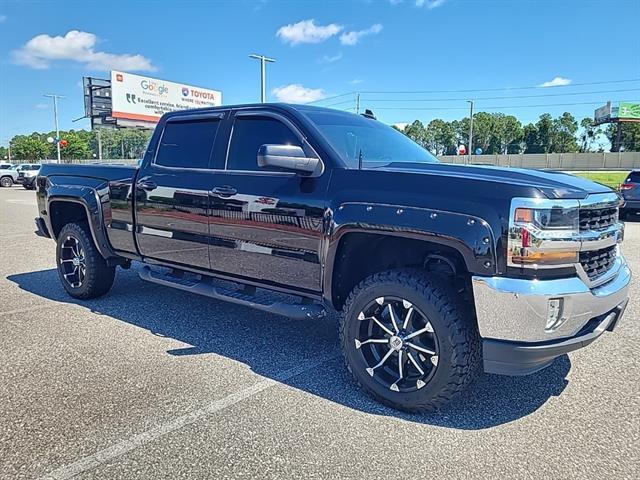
[546, 298, 565, 332]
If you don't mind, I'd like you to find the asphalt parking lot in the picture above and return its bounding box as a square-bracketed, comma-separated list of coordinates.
[0, 185, 638, 479]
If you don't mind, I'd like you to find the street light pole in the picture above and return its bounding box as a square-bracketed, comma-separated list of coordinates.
[249, 54, 275, 103]
[467, 100, 474, 164]
[44, 94, 65, 163]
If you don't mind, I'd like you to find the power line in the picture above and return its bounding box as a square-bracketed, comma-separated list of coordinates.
[360, 88, 640, 103]
[306, 91, 356, 105]
[368, 100, 639, 111]
[358, 78, 640, 95]
[322, 99, 357, 108]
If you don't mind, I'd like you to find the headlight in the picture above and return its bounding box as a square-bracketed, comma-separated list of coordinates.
[508, 199, 580, 269]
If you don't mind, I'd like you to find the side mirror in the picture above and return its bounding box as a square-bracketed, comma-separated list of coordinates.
[257, 144, 321, 176]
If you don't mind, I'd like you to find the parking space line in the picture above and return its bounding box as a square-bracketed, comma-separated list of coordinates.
[38, 352, 339, 480]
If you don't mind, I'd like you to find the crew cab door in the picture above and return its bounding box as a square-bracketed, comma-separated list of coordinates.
[207, 110, 328, 293]
[135, 113, 226, 269]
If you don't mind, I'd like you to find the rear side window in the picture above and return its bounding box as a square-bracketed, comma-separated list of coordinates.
[227, 116, 302, 171]
[155, 118, 220, 169]
[627, 172, 640, 183]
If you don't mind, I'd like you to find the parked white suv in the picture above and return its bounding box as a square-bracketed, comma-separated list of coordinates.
[0, 164, 19, 188]
[14, 164, 41, 188]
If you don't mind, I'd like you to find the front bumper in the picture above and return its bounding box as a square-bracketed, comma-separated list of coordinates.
[472, 253, 631, 375]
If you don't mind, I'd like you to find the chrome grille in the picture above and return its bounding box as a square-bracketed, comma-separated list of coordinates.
[579, 245, 617, 280]
[579, 206, 617, 231]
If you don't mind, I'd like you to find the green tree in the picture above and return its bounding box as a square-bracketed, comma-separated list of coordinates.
[403, 120, 428, 148]
[468, 112, 495, 153]
[425, 119, 455, 155]
[551, 112, 579, 153]
[606, 122, 640, 152]
[494, 114, 523, 154]
[10, 134, 50, 160]
[535, 114, 554, 153]
[579, 117, 602, 152]
[61, 130, 93, 160]
[522, 124, 541, 153]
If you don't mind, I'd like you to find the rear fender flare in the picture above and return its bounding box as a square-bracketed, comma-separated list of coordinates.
[46, 183, 117, 261]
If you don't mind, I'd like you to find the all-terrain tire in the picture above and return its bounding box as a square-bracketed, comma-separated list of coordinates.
[340, 268, 480, 413]
[56, 222, 116, 299]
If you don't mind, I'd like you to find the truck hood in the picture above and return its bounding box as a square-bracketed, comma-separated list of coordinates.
[376, 162, 613, 199]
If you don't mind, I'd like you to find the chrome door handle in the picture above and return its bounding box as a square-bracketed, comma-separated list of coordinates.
[210, 186, 237, 197]
[137, 180, 157, 191]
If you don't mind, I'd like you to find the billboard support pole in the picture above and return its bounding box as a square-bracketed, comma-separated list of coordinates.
[614, 121, 623, 152]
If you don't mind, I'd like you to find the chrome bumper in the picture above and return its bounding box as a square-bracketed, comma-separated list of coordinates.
[472, 252, 631, 343]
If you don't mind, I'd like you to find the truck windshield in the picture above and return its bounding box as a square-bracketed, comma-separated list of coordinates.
[303, 109, 438, 169]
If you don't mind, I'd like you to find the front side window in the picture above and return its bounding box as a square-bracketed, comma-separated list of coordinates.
[155, 118, 220, 169]
[227, 116, 302, 171]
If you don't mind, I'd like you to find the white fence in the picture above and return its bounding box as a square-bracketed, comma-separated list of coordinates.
[438, 151, 640, 170]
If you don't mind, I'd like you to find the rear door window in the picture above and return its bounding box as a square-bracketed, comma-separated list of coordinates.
[155, 118, 220, 169]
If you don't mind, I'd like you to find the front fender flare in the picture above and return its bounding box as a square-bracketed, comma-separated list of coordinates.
[322, 202, 498, 304]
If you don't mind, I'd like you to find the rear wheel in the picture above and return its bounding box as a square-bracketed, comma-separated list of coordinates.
[56, 222, 116, 299]
[340, 268, 480, 412]
[0, 176, 13, 188]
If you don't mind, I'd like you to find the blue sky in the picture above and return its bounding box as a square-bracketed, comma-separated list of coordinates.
[0, 0, 639, 145]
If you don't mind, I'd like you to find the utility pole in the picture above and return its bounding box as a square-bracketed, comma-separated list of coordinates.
[249, 54, 276, 103]
[467, 100, 474, 164]
[355, 93, 360, 114]
[44, 94, 65, 163]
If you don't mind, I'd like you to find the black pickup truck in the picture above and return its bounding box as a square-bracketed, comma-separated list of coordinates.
[34, 104, 631, 412]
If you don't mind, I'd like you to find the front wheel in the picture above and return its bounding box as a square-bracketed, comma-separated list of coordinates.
[340, 269, 480, 412]
[0, 176, 13, 188]
[56, 222, 116, 299]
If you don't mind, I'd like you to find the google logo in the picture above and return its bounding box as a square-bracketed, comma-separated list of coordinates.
[140, 80, 169, 95]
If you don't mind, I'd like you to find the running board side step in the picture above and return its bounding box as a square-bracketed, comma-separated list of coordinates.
[139, 266, 326, 320]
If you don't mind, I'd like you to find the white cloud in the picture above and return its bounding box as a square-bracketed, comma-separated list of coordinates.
[319, 52, 343, 63]
[349, 78, 363, 85]
[34, 103, 48, 109]
[415, 0, 447, 8]
[12, 30, 156, 71]
[539, 76, 572, 87]
[0, 15, 7, 23]
[277, 19, 342, 45]
[340, 23, 383, 46]
[272, 84, 326, 103]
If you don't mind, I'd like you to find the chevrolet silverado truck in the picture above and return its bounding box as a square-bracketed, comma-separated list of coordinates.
[34, 104, 631, 412]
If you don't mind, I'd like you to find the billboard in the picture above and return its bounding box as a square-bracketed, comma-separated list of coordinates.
[110, 70, 222, 124]
[618, 102, 640, 120]
[594, 102, 612, 124]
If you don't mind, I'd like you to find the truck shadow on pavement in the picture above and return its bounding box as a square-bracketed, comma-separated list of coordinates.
[8, 267, 570, 430]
